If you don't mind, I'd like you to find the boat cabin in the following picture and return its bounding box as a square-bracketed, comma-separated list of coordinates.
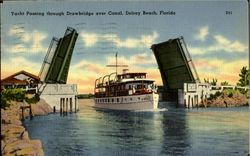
[117, 73, 146, 80]
[94, 72, 157, 98]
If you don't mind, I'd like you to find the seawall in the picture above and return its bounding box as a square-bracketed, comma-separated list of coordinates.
[1, 98, 53, 156]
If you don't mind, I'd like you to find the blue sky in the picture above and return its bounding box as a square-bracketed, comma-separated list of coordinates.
[1, 1, 248, 93]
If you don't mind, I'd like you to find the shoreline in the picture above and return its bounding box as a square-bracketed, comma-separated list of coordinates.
[1, 98, 53, 156]
[206, 91, 249, 108]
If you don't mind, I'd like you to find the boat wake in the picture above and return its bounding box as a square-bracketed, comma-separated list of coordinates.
[134, 108, 168, 112]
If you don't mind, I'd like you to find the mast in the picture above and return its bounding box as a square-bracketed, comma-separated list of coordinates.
[116, 52, 118, 75]
[106, 52, 128, 76]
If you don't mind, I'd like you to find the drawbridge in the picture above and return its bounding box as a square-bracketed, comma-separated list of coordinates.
[37, 27, 79, 111]
[39, 27, 78, 84]
[151, 36, 200, 100]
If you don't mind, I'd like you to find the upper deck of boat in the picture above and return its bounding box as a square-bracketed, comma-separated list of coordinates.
[117, 73, 147, 80]
[95, 72, 155, 89]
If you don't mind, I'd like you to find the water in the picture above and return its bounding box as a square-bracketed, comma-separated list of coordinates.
[23, 99, 249, 156]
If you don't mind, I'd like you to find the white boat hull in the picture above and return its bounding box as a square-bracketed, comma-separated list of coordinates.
[94, 93, 159, 110]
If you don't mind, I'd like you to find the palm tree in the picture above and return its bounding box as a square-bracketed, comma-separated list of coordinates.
[204, 78, 217, 86]
[237, 66, 249, 87]
[221, 81, 230, 86]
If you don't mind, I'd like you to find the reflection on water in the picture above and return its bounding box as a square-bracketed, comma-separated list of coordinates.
[23, 99, 249, 156]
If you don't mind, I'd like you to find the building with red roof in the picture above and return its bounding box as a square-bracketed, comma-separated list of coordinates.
[1, 70, 40, 93]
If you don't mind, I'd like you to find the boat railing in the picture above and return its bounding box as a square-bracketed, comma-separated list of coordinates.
[108, 72, 117, 83]
[95, 87, 154, 98]
[94, 77, 102, 94]
[95, 72, 117, 88]
[94, 77, 102, 88]
[102, 75, 110, 86]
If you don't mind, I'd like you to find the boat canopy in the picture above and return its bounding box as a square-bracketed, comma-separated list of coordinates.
[117, 73, 146, 80]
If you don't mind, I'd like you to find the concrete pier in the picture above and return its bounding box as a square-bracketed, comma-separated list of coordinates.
[39, 84, 78, 112]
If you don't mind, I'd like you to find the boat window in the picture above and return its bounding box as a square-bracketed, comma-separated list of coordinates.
[117, 98, 119, 102]
[129, 85, 132, 89]
[130, 98, 132, 101]
[112, 99, 114, 102]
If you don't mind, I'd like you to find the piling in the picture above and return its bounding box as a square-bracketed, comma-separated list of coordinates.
[21, 107, 25, 121]
[70, 98, 72, 113]
[191, 97, 194, 108]
[30, 105, 34, 116]
[53, 106, 56, 113]
[66, 98, 68, 115]
[75, 96, 77, 113]
[188, 95, 190, 108]
[29, 105, 34, 120]
[202, 96, 205, 107]
[196, 95, 199, 108]
[205, 95, 207, 108]
[60, 98, 62, 115]
[63, 98, 65, 114]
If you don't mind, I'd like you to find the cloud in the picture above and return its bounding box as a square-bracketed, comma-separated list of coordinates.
[188, 46, 204, 55]
[214, 35, 230, 45]
[72, 60, 104, 73]
[189, 34, 248, 55]
[9, 27, 31, 42]
[8, 27, 48, 53]
[104, 31, 158, 48]
[195, 26, 209, 41]
[78, 31, 158, 49]
[80, 31, 98, 47]
[193, 59, 218, 69]
[67, 77, 96, 94]
[134, 53, 150, 63]
[210, 35, 248, 53]
[106, 52, 156, 67]
[1, 56, 41, 79]
[194, 58, 248, 85]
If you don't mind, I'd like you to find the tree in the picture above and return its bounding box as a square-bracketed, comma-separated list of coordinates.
[204, 78, 209, 83]
[237, 66, 249, 87]
[211, 78, 218, 86]
[204, 78, 217, 86]
[221, 81, 230, 86]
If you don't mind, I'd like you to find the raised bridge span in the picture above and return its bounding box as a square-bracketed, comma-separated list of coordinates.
[151, 37, 200, 102]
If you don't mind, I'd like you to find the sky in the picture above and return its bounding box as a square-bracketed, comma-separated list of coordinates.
[1, 1, 248, 94]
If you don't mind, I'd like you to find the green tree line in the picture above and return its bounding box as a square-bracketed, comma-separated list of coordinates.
[1, 89, 40, 109]
[204, 66, 249, 86]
